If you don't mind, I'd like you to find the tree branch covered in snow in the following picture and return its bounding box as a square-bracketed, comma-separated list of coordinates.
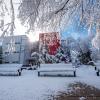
[18, 0, 100, 42]
[0, 0, 15, 38]
[9, 0, 15, 35]
[18, 0, 41, 31]
[18, 0, 81, 32]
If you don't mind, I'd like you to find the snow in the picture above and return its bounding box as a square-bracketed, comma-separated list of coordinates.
[79, 97, 86, 100]
[0, 64, 22, 71]
[38, 63, 75, 71]
[38, 64, 76, 76]
[0, 64, 22, 75]
[95, 61, 100, 69]
[0, 63, 100, 100]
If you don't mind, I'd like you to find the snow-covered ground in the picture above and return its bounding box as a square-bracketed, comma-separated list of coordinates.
[0, 63, 100, 100]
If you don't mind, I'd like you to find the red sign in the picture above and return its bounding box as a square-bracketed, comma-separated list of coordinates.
[39, 32, 60, 55]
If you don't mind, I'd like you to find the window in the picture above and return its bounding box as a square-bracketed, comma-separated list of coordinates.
[5, 52, 9, 54]
[5, 62, 9, 63]
[15, 42, 21, 44]
[13, 51, 20, 53]
[12, 61, 19, 63]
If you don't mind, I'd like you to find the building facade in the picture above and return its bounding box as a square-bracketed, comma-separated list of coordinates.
[39, 32, 60, 55]
[2, 35, 31, 64]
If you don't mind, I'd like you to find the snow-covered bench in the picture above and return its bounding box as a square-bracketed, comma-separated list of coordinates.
[21, 64, 32, 70]
[94, 61, 100, 76]
[21, 63, 40, 70]
[0, 64, 22, 76]
[38, 67, 76, 77]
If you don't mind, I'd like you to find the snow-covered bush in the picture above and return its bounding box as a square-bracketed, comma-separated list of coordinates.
[90, 47, 100, 61]
[69, 37, 92, 64]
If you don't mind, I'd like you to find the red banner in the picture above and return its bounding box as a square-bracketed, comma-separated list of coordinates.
[39, 32, 60, 55]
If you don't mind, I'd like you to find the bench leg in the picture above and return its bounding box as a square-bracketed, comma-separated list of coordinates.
[95, 66, 97, 70]
[96, 71, 99, 76]
[74, 71, 76, 77]
[18, 70, 21, 76]
[19, 72, 21, 76]
[38, 72, 40, 76]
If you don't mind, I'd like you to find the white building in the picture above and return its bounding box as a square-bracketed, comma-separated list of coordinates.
[2, 35, 31, 64]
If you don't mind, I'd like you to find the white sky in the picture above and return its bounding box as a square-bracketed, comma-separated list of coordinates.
[13, 0, 40, 42]
[13, 0, 26, 35]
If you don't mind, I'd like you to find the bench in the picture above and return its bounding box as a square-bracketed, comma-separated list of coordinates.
[0, 64, 22, 76]
[21, 64, 32, 70]
[95, 63, 100, 76]
[95, 67, 100, 76]
[87, 61, 100, 76]
[38, 68, 76, 77]
[96, 69, 100, 76]
[21, 63, 40, 70]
